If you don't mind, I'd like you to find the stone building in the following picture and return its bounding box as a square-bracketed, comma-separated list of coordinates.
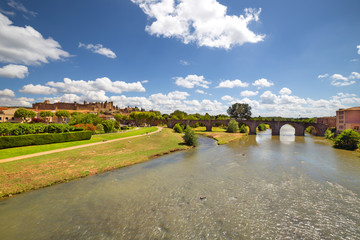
[315, 116, 336, 128]
[32, 100, 120, 112]
[336, 106, 360, 134]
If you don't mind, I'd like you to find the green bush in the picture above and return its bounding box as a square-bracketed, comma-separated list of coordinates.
[239, 124, 248, 133]
[183, 126, 198, 146]
[257, 123, 267, 131]
[120, 126, 130, 130]
[333, 129, 360, 150]
[0, 131, 92, 149]
[173, 123, 183, 133]
[227, 119, 239, 133]
[102, 120, 115, 133]
[96, 124, 104, 132]
[324, 129, 334, 140]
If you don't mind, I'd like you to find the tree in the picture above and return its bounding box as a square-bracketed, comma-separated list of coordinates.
[227, 119, 239, 133]
[102, 120, 115, 133]
[227, 103, 252, 119]
[40, 111, 55, 123]
[183, 126, 198, 146]
[173, 123, 183, 133]
[14, 108, 36, 122]
[239, 124, 248, 133]
[170, 110, 187, 120]
[333, 129, 360, 150]
[114, 114, 129, 122]
[55, 110, 70, 123]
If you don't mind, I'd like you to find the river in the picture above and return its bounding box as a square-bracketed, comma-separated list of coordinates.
[0, 126, 359, 239]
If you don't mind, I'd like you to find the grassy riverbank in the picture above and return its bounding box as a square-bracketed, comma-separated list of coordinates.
[194, 127, 246, 145]
[0, 128, 190, 199]
[0, 127, 157, 160]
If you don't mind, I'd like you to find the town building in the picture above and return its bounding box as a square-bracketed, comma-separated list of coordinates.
[32, 100, 120, 112]
[336, 106, 360, 134]
[315, 116, 336, 128]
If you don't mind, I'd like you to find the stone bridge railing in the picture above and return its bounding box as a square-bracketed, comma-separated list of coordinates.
[146, 119, 329, 137]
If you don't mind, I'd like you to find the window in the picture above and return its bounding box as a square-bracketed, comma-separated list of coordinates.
[11, 117, 14, 120]
[354, 126, 359, 130]
[5, 117, 8, 120]
[0, 117, 1, 120]
[339, 125, 343, 129]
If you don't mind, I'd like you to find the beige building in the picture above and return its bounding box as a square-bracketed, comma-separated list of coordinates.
[336, 106, 360, 134]
[0, 108, 33, 123]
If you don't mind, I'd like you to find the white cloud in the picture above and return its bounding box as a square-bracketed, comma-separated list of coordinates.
[180, 60, 190, 66]
[196, 90, 205, 94]
[0, 64, 28, 79]
[330, 73, 358, 87]
[132, 0, 265, 49]
[79, 43, 116, 59]
[217, 79, 248, 88]
[260, 90, 278, 104]
[357, 45, 360, 55]
[318, 74, 329, 79]
[141, 80, 149, 83]
[47, 77, 146, 94]
[0, 13, 70, 65]
[19, 84, 57, 95]
[240, 90, 258, 97]
[252, 78, 273, 89]
[0, 9, 15, 16]
[175, 74, 210, 88]
[350, 59, 359, 62]
[0, 96, 34, 107]
[332, 92, 357, 99]
[221, 95, 234, 101]
[8, 0, 37, 17]
[279, 87, 292, 95]
[0, 88, 15, 97]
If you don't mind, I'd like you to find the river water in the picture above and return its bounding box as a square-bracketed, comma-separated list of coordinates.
[0, 126, 359, 239]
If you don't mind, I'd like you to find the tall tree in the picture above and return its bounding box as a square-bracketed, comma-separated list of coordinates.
[40, 111, 55, 123]
[227, 103, 252, 119]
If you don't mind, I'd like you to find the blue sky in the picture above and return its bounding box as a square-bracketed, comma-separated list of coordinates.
[0, 0, 359, 117]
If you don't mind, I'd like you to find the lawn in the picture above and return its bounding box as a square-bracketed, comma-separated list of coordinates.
[0, 127, 157, 160]
[0, 128, 190, 199]
[194, 126, 246, 145]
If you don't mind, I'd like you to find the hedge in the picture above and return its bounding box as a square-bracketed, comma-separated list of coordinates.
[0, 131, 92, 149]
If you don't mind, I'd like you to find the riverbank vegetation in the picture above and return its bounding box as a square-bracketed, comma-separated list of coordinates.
[333, 129, 360, 151]
[0, 128, 190, 199]
[183, 126, 198, 146]
[0, 127, 157, 160]
[194, 126, 246, 145]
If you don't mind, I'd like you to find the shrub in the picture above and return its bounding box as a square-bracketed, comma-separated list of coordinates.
[173, 123, 183, 133]
[45, 123, 65, 133]
[0, 131, 92, 149]
[114, 121, 120, 130]
[120, 126, 129, 130]
[239, 124, 248, 133]
[74, 123, 97, 133]
[257, 123, 267, 131]
[183, 126, 198, 146]
[96, 124, 104, 132]
[31, 118, 46, 123]
[324, 129, 334, 140]
[102, 120, 115, 133]
[333, 129, 360, 150]
[227, 120, 239, 133]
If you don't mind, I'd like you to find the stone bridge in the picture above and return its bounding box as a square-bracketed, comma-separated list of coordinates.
[148, 119, 329, 136]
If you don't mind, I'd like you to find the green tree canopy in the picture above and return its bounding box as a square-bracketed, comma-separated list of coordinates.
[14, 108, 36, 122]
[333, 129, 360, 150]
[227, 103, 252, 119]
[55, 110, 70, 123]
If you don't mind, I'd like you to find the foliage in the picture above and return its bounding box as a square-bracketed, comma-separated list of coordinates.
[129, 112, 157, 126]
[45, 123, 74, 133]
[71, 112, 83, 117]
[324, 129, 335, 140]
[14, 108, 36, 122]
[114, 121, 120, 130]
[74, 124, 97, 133]
[40, 111, 55, 118]
[257, 123, 267, 131]
[55, 110, 70, 123]
[114, 114, 129, 122]
[239, 124, 248, 133]
[183, 126, 198, 146]
[333, 129, 360, 150]
[227, 103, 252, 119]
[0, 131, 92, 149]
[173, 123, 183, 133]
[31, 118, 46, 123]
[102, 120, 116, 133]
[227, 119, 239, 133]
[170, 110, 187, 120]
[251, 116, 315, 123]
[69, 113, 102, 126]
[96, 124, 104, 132]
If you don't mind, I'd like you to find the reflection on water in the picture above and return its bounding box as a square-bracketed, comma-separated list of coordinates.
[0, 133, 359, 239]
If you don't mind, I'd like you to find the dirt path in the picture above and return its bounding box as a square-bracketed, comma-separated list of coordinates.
[0, 127, 163, 164]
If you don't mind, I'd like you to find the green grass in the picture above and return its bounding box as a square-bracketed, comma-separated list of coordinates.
[194, 127, 245, 145]
[0, 127, 157, 160]
[0, 128, 190, 199]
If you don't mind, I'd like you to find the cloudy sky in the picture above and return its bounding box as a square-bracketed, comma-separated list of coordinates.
[0, 0, 359, 117]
